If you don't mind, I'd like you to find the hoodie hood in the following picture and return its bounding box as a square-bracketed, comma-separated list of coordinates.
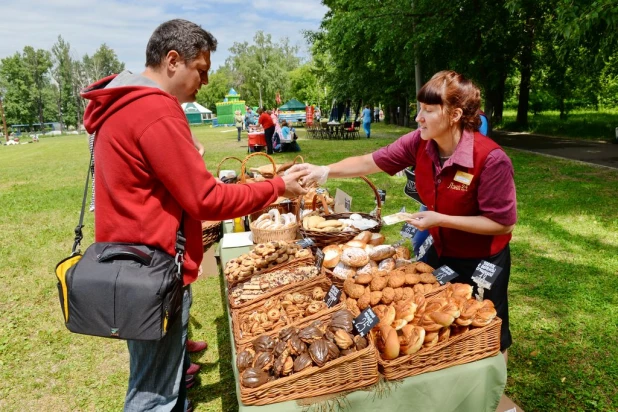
[81, 70, 175, 134]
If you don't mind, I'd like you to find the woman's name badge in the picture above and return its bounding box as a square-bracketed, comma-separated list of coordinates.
[453, 171, 474, 186]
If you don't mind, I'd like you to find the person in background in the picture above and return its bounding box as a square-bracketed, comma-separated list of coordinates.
[362, 105, 372, 138]
[244, 107, 254, 130]
[81, 19, 308, 412]
[257, 107, 275, 155]
[288, 71, 520, 410]
[374, 106, 380, 123]
[234, 110, 244, 142]
[280, 120, 301, 152]
[315, 106, 321, 122]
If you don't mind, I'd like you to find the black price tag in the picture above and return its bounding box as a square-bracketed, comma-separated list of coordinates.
[400, 222, 418, 238]
[377, 189, 386, 203]
[315, 248, 325, 269]
[353, 307, 379, 337]
[296, 238, 315, 249]
[324, 285, 342, 308]
[471, 260, 503, 290]
[416, 235, 434, 260]
[433, 265, 459, 285]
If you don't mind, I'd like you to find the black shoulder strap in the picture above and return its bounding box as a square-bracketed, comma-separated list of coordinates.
[71, 151, 186, 271]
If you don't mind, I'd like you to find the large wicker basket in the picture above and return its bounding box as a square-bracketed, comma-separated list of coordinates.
[237, 310, 379, 406]
[299, 176, 383, 248]
[201, 220, 222, 251]
[231, 277, 344, 349]
[377, 317, 502, 381]
[227, 263, 325, 311]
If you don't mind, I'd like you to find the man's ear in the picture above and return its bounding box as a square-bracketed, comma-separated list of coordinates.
[165, 50, 181, 72]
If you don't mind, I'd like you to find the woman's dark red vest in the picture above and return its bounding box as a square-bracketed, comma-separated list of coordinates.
[415, 132, 511, 258]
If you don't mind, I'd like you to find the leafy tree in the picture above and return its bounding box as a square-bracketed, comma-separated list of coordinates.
[83, 43, 125, 84]
[51, 35, 77, 129]
[22, 46, 53, 126]
[226, 31, 300, 108]
[0, 53, 33, 125]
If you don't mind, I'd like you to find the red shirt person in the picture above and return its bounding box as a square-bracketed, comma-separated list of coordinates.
[257, 108, 275, 154]
[288, 70, 516, 353]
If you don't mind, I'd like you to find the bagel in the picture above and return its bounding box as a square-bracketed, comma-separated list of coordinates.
[268, 209, 281, 222]
[255, 213, 271, 224]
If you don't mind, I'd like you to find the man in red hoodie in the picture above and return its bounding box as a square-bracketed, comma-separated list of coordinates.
[81, 19, 307, 412]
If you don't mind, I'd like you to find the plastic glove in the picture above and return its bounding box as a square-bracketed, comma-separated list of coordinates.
[286, 163, 330, 186]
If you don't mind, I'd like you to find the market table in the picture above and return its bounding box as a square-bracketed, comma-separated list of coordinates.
[219, 233, 508, 412]
[247, 131, 266, 152]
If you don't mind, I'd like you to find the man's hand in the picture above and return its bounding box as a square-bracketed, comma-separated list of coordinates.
[287, 163, 329, 186]
[281, 170, 310, 198]
[405, 211, 444, 231]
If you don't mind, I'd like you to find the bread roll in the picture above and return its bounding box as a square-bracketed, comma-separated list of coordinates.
[378, 257, 396, 272]
[356, 260, 378, 276]
[340, 247, 370, 268]
[368, 245, 396, 261]
[322, 245, 342, 269]
[332, 262, 356, 280]
[353, 231, 372, 244]
[395, 245, 411, 260]
[368, 233, 385, 246]
[345, 239, 367, 249]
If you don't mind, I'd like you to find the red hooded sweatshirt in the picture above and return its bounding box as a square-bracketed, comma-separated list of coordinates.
[81, 72, 285, 285]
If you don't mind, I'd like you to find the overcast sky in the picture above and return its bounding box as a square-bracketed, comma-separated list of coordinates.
[0, 0, 328, 74]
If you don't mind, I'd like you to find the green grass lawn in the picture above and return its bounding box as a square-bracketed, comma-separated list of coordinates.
[497, 108, 618, 142]
[0, 124, 616, 411]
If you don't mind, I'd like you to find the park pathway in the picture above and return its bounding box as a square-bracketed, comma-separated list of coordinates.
[491, 130, 618, 169]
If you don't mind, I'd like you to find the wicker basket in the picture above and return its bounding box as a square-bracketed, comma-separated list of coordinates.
[324, 268, 450, 297]
[299, 176, 383, 248]
[201, 220, 222, 251]
[226, 255, 315, 289]
[377, 317, 502, 381]
[228, 263, 325, 311]
[216, 156, 243, 182]
[240, 152, 278, 183]
[231, 277, 343, 349]
[237, 310, 379, 406]
[250, 221, 298, 243]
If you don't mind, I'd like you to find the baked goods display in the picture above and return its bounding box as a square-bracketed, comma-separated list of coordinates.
[237, 287, 332, 339]
[238, 310, 370, 388]
[373, 283, 497, 360]
[224, 241, 312, 285]
[229, 265, 320, 306]
[301, 215, 352, 232]
[251, 209, 297, 230]
[322, 231, 416, 281]
[340, 261, 441, 316]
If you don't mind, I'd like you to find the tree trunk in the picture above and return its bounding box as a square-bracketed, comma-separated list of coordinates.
[0, 97, 9, 142]
[516, 16, 535, 126]
[484, 98, 494, 135]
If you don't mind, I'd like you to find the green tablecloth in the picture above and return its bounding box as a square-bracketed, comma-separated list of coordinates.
[221, 242, 507, 412]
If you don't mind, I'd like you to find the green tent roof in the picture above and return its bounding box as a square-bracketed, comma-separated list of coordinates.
[279, 98, 306, 111]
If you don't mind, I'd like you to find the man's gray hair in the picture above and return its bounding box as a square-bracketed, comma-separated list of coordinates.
[145, 19, 217, 67]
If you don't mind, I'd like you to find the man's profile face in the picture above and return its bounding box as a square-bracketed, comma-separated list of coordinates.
[170, 50, 211, 104]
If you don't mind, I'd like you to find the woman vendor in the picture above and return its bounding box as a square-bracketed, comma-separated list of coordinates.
[288, 70, 516, 354]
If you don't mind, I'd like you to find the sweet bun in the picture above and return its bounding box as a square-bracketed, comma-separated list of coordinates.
[353, 231, 372, 244]
[356, 260, 378, 276]
[377, 325, 400, 360]
[378, 257, 396, 272]
[345, 239, 367, 249]
[322, 245, 342, 269]
[332, 262, 356, 280]
[395, 246, 411, 260]
[368, 233, 385, 246]
[368, 245, 396, 261]
[340, 247, 370, 268]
